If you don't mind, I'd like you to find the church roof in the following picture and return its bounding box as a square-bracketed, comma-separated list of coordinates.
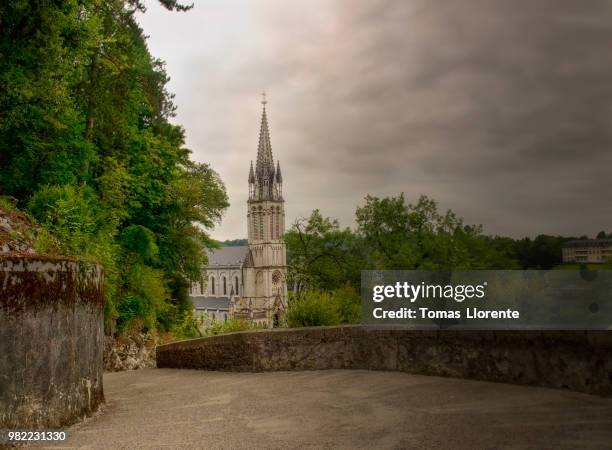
[191, 296, 231, 310]
[206, 246, 248, 267]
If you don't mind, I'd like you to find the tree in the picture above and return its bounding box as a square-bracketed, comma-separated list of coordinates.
[222, 239, 248, 247]
[285, 210, 363, 292]
[0, 1, 228, 337]
[514, 235, 575, 269]
[355, 194, 516, 269]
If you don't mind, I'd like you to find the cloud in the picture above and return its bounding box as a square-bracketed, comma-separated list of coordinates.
[138, 0, 612, 239]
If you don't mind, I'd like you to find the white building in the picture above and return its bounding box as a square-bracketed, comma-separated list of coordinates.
[190, 94, 288, 327]
[562, 239, 612, 264]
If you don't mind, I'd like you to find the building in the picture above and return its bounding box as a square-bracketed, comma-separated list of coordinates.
[562, 238, 612, 264]
[190, 246, 245, 326]
[190, 94, 288, 328]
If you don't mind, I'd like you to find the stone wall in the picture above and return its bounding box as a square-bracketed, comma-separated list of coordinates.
[0, 256, 105, 428]
[157, 326, 612, 396]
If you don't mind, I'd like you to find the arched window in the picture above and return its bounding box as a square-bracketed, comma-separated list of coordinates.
[234, 276, 239, 295]
[222, 276, 227, 295]
[258, 210, 264, 240]
[210, 277, 215, 295]
[276, 208, 280, 239]
[199, 277, 204, 295]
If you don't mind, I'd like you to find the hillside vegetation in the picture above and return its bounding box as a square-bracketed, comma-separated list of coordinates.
[0, 1, 228, 337]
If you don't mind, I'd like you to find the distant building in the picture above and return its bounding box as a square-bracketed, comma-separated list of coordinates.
[190, 246, 246, 327]
[562, 239, 612, 264]
[189, 93, 287, 329]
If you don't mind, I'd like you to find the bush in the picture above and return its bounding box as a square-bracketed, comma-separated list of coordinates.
[334, 284, 362, 324]
[205, 317, 258, 336]
[286, 290, 340, 327]
[286, 284, 362, 328]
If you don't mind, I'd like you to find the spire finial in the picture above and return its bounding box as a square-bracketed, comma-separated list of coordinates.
[261, 90, 267, 106]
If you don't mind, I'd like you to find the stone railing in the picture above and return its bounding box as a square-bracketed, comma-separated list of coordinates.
[157, 326, 612, 396]
[0, 256, 105, 428]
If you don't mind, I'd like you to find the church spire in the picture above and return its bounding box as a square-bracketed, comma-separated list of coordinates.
[248, 160, 255, 183]
[250, 91, 283, 201]
[256, 91, 274, 176]
[276, 160, 282, 183]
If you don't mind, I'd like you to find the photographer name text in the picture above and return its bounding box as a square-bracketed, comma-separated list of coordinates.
[371, 281, 520, 320]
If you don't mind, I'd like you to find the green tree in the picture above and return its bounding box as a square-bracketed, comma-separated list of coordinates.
[514, 235, 575, 269]
[355, 194, 515, 269]
[1, 1, 228, 338]
[285, 210, 363, 292]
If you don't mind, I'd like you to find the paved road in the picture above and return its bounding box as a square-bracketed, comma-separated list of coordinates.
[45, 369, 612, 449]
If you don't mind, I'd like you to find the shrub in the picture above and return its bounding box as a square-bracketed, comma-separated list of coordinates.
[286, 284, 362, 328]
[332, 284, 361, 324]
[205, 317, 258, 336]
[286, 290, 341, 327]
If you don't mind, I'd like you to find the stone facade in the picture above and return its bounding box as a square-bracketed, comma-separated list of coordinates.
[157, 326, 612, 397]
[190, 95, 287, 327]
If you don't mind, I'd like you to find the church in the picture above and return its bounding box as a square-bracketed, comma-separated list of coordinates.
[189, 95, 288, 328]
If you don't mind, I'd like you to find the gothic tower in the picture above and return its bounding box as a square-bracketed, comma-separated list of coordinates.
[240, 93, 287, 326]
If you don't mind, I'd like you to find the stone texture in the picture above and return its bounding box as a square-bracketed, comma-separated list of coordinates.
[0, 256, 104, 428]
[157, 325, 612, 396]
[0, 206, 37, 255]
[103, 332, 157, 372]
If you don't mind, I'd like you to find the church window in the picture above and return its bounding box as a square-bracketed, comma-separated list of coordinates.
[234, 276, 239, 295]
[255, 271, 264, 296]
[259, 212, 264, 240]
[210, 277, 215, 295]
[275, 210, 280, 239]
[272, 270, 282, 285]
[222, 276, 227, 295]
[200, 277, 204, 295]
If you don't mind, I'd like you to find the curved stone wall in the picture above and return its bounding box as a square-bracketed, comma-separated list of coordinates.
[157, 326, 612, 396]
[0, 256, 105, 428]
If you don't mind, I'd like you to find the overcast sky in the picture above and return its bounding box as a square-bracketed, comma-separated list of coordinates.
[137, 0, 612, 241]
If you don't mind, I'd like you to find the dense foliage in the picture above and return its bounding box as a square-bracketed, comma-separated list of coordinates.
[285, 194, 595, 295]
[285, 285, 360, 328]
[284, 194, 605, 325]
[0, 1, 227, 337]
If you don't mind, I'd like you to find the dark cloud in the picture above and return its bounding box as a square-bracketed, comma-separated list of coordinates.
[138, 0, 612, 239]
